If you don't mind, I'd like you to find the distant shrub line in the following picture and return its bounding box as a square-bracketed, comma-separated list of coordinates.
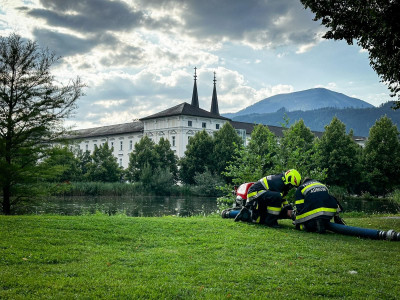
[44, 181, 194, 197]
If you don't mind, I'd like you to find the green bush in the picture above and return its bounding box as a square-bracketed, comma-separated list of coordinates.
[191, 169, 225, 197]
[328, 185, 348, 202]
[389, 189, 400, 206]
[141, 166, 175, 196]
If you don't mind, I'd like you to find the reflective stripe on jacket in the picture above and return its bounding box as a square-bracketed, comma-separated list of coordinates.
[246, 173, 288, 201]
[294, 179, 337, 224]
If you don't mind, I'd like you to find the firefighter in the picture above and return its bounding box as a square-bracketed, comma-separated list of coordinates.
[234, 169, 301, 227]
[293, 178, 340, 233]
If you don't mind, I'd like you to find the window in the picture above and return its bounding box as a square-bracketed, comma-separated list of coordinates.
[129, 140, 133, 150]
[111, 142, 114, 149]
[202, 122, 206, 128]
[119, 158, 123, 167]
[85, 144, 88, 151]
[94, 143, 97, 149]
[172, 136, 176, 147]
[188, 120, 192, 127]
[120, 141, 123, 151]
[216, 124, 220, 129]
[236, 129, 247, 145]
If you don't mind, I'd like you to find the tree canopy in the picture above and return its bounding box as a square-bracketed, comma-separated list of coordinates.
[154, 137, 178, 181]
[179, 130, 214, 184]
[86, 143, 122, 182]
[301, 0, 400, 108]
[363, 115, 400, 195]
[126, 136, 177, 194]
[39, 146, 82, 183]
[0, 33, 84, 214]
[127, 136, 158, 182]
[280, 119, 325, 181]
[316, 117, 361, 190]
[247, 124, 280, 174]
[211, 122, 242, 178]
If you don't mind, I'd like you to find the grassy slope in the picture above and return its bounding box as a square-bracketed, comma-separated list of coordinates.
[1, 214, 399, 299]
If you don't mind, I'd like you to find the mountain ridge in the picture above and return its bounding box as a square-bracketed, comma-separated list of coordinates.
[224, 88, 374, 118]
[229, 102, 398, 137]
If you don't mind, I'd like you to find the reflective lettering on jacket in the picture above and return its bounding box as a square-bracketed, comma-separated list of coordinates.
[301, 181, 328, 196]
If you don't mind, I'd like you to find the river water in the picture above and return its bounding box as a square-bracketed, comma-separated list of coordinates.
[13, 195, 400, 216]
[16, 196, 218, 217]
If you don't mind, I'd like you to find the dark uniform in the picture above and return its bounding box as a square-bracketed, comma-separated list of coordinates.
[244, 174, 292, 226]
[294, 179, 338, 233]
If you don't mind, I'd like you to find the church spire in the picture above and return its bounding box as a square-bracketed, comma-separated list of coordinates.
[191, 67, 199, 108]
[210, 71, 220, 115]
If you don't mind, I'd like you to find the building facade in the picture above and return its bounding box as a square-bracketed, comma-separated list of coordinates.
[68, 70, 366, 169]
[70, 71, 236, 168]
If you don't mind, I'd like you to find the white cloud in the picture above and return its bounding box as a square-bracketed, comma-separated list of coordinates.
[314, 82, 338, 90]
[93, 99, 127, 108]
[296, 42, 317, 54]
[1, 0, 391, 130]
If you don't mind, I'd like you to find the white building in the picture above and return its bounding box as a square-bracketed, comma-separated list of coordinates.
[68, 70, 366, 168]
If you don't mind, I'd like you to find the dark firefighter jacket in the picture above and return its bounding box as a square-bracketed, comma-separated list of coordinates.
[294, 179, 338, 225]
[246, 173, 292, 216]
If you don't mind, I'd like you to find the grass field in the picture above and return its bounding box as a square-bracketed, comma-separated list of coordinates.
[1, 213, 399, 299]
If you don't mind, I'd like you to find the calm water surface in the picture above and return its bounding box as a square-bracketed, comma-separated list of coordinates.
[15, 195, 399, 216]
[18, 196, 218, 217]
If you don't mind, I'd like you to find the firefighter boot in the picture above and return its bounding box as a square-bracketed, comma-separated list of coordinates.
[264, 214, 280, 228]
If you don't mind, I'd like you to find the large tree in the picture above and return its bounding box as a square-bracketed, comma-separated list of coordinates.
[212, 122, 243, 179]
[247, 124, 280, 174]
[363, 115, 400, 195]
[39, 145, 82, 183]
[0, 33, 84, 214]
[179, 130, 214, 184]
[316, 117, 361, 190]
[280, 119, 326, 181]
[154, 137, 178, 181]
[86, 143, 121, 182]
[300, 0, 400, 108]
[126, 136, 159, 182]
[223, 125, 280, 185]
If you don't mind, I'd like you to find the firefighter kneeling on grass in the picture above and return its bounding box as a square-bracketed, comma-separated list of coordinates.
[293, 178, 342, 233]
[234, 169, 301, 227]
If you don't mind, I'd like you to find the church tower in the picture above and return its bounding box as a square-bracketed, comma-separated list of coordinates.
[191, 67, 199, 108]
[210, 72, 220, 115]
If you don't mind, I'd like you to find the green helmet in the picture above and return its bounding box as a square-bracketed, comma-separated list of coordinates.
[284, 169, 301, 187]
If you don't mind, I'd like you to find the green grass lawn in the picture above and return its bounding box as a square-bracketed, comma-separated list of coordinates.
[1, 213, 399, 299]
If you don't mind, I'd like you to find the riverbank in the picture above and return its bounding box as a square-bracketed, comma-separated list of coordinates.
[1, 214, 399, 299]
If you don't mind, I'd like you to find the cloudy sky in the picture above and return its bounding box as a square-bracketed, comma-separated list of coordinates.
[0, 0, 393, 129]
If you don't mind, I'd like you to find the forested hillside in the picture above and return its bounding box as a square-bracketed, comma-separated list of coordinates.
[230, 102, 399, 137]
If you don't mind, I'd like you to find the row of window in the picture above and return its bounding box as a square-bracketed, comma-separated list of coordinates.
[86, 122, 220, 151]
[188, 120, 220, 129]
[85, 136, 178, 152]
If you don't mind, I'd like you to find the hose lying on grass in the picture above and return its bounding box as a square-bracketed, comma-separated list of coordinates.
[221, 208, 400, 241]
[326, 222, 400, 241]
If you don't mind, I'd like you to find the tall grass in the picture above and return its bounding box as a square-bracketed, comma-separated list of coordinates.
[45, 182, 194, 197]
